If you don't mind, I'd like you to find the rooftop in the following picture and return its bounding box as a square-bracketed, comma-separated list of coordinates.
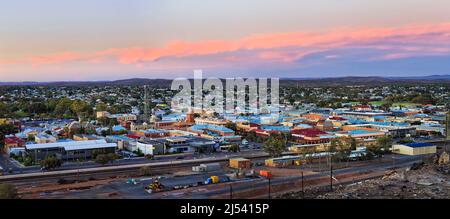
[404, 142, 434, 148]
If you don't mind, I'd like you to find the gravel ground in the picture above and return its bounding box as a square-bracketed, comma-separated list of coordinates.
[278, 162, 450, 199]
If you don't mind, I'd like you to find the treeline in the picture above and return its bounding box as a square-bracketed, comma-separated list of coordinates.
[0, 98, 133, 120]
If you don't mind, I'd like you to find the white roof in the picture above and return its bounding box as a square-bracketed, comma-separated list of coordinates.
[64, 143, 117, 151]
[26, 139, 116, 150]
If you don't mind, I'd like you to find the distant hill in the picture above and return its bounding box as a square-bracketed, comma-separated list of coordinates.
[0, 75, 449, 87]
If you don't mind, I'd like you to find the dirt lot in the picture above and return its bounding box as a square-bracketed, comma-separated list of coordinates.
[279, 162, 450, 199]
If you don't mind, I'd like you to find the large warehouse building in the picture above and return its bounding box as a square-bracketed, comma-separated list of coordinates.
[392, 142, 436, 156]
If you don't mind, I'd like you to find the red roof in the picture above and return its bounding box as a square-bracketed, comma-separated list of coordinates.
[4, 136, 24, 144]
[250, 123, 260, 128]
[126, 134, 141, 139]
[329, 116, 347, 121]
[291, 128, 327, 137]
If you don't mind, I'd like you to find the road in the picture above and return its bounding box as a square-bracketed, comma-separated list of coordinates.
[0, 148, 265, 175]
[160, 154, 427, 199]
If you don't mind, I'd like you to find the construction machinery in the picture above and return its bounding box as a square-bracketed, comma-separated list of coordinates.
[145, 180, 165, 193]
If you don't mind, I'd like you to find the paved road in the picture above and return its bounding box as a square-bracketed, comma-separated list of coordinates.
[2, 149, 264, 175]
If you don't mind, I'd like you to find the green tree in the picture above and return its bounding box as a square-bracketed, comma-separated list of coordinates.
[377, 136, 393, 153]
[262, 137, 286, 157]
[95, 103, 108, 112]
[0, 184, 19, 199]
[95, 154, 110, 165]
[40, 156, 63, 170]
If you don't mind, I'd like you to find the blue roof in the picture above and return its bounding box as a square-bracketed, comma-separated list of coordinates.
[261, 125, 291, 132]
[112, 125, 126, 132]
[404, 142, 434, 148]
[190, 124, 234, 133]
[348, 130, 377, 135]
[297, 124, 312, 129]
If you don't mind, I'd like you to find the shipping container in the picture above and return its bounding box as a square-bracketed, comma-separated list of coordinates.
[200, 163, 221, 172]
[211, 176, 219, 183]
[259, 170, 273, 179]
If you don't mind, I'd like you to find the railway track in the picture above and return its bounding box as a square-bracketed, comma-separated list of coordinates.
[0, 152, 278, 185]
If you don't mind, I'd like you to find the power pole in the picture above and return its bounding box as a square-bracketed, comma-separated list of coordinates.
[301, 171, 304, 198]
[330, 161, 333, 192]
[268, 178, 271, 199]
[229, 184, 233, 199]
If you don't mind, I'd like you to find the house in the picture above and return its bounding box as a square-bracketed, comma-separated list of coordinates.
[35, 133, 57, 144]
[3, 136, 25, 154]
[392, 142, 436, 156]
[73, 134, 98, 141]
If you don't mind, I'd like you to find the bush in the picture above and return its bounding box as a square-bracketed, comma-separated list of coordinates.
[139, 166, 152, 176]
[0, 184, 18, 199]
[40, 156, 63, 170]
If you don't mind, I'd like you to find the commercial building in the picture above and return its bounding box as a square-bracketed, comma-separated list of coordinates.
[291, 128, 336, 144]
[25, 139, 117, 161]
[136, 140, 165, 155]
[392, 142, 436, 156]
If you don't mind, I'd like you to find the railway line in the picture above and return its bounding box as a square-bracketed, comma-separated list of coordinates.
[0, 152, 283, 185]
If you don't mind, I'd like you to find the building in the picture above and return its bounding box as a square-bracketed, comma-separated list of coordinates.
[265, 155, 302, 168]
[3, 136, 25, 154]
[25, 139, 117, 161]
[446, 111, 450, 140]
[106, 135, 137, 151]
[188, 124, 235, 137]
[229, 158, 251, 169]
[291, 128, 336, 144]
[35, 133, 57, 144]
[136, 140, 165, 155]
[194, 118, 228, 126]
[73, 134, 98, 141]
[162, 137, 193, 153]
[392, 142, 436, 156]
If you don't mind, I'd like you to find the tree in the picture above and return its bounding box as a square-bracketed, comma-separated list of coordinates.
[95, 103, 108, 112]
[95, 153, 120, 165]
[228, 144, 240, 153]
[349, 137, 357, 150]
[95, 154, 110, 165]
[377, 136, 393, 153]
[0, 184, 18, 199]
[107, 153, 120, 164]
[262, 137, 286, 158]
[40, 156, 63, 170]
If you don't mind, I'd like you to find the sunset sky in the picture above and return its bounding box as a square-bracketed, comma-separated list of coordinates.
[2, 0, 450, 81]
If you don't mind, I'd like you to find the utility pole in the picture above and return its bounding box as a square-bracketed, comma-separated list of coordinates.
[268, 178, 271, 199]
[392, 155, 396, 169]
[301, 171, 304, 198]
[330, 161, 333, 192]
[229, 184, 233, 199]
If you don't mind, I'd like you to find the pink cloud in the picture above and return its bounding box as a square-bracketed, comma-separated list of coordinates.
[2, 22, 450, 67]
